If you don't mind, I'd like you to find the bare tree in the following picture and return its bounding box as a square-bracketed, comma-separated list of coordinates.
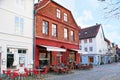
[98, 0, 120, 19]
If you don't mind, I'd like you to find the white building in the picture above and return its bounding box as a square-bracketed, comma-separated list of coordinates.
[0, 0, 34, 72]
[79, 24, 108, 65]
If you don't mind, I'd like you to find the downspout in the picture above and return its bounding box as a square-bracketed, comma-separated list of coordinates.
[33, 0, 36, 68]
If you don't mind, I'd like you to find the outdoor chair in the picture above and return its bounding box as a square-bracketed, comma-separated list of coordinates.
[9, 71, 19, 80]
[60, 68, 66, 73]
[64, 66, 70, 73]
[53, 66, 59, 74]
[20, 68, 29, 80]
[49, 65, 54, 72]
[89, 64, 93, 68]
[33, 68, 40, 79]
[3, 69, 11, 79]
[41, 67, 48, 78]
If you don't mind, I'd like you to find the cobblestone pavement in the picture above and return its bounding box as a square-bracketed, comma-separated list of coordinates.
[45, 62, 120, 80]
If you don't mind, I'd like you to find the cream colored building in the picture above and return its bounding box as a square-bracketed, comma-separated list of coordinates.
[0, 0, 34, 72]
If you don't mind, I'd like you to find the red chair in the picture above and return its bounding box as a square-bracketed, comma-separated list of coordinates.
[41, 67, 48, 78]
[20, 68, 29, 80]
[9, 71, 19, 79]
[33, 68, 40, 79]
[3, 69, 11, 79]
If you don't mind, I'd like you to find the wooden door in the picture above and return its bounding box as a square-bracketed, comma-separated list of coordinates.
[89, 56, 94, 63]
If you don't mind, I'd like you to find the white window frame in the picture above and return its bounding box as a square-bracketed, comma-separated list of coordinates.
[15, 16, 24, 35]
[84, 47, 88, 52]
[56, 9, 61, 19]
[64, 28, 68, 39]
[70, 30, 74, 41]
[42, 21, 48, 35]
[52, 24, 57, 37]
[84, 39, 87, 43]
[89, 47, 93, 52]
[64, 13, 68, 22]
[89, 38, 92, 43]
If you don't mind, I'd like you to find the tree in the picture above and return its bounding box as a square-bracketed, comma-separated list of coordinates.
[98, 0, 120, 19]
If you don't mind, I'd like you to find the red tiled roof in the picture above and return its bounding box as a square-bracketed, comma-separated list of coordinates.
[79, 24, 101, 39]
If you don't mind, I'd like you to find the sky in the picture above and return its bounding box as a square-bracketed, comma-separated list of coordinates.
[35, 0, 120, 46]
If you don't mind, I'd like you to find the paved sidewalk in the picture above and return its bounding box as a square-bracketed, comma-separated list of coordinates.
[1, 63, 120, 80]
[44, 63, 120, 80]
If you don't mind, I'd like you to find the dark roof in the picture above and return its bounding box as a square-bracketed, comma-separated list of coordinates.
[79, 24, 101, 39]
[104, 38, 110, 44]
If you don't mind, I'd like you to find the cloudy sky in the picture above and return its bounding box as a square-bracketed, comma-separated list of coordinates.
[53, 0, 120, 46]
[35, 0, 120, 46]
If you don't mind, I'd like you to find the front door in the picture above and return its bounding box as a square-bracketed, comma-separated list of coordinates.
[7, 54, 14, 68]
[56, 52, 62, 64]
[89, 56, 94, 63]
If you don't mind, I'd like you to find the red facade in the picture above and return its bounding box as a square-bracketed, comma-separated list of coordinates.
[34, 0, 80, 68]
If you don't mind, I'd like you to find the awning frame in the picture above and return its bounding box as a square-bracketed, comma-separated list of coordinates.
[37, 45, 66, 52]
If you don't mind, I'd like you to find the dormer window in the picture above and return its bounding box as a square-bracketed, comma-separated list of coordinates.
[56, 9, 61, 19]
[89, 38, 92, 43]
[64, 13, 67, 22]
[84, 39, 87, 43]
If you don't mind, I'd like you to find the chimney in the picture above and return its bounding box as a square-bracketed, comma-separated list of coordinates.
[96, 23, 98, 25]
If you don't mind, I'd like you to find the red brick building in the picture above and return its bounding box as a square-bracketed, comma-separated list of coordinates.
[34, 0, 80, 68]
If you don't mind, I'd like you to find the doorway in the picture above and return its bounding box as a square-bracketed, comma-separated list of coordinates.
[7, 54, 14, 68]
[88, 56, 94, 63]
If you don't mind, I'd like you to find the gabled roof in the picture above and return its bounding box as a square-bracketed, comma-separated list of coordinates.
[104, 38, 110, 44]
[34, 0, 79, 29]
[79, 24, 101, 39]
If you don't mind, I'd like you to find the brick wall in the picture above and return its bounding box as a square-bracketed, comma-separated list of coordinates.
[35, 1, 80, 45]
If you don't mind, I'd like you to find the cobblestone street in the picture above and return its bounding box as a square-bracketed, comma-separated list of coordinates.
[45, 62, 120, 80]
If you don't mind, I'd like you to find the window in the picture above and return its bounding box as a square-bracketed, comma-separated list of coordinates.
[20, 18, 24, 33]
[42, 21, 48, 35]
[70, 30, 74, 41]
[84, 39, 87, 43]
[15, 16, 24, 35]
[89, 47, 93, 52]
[84, 47, 88, 52]
[64, 28, 68, 39]
[64, 13, 67, 22]
[56, 9, 61, 19]
[18, 49, 26, 54]
[39, 51, 50, 66]
[89, 38, 92, 43]
[52, 24, 57, 37]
